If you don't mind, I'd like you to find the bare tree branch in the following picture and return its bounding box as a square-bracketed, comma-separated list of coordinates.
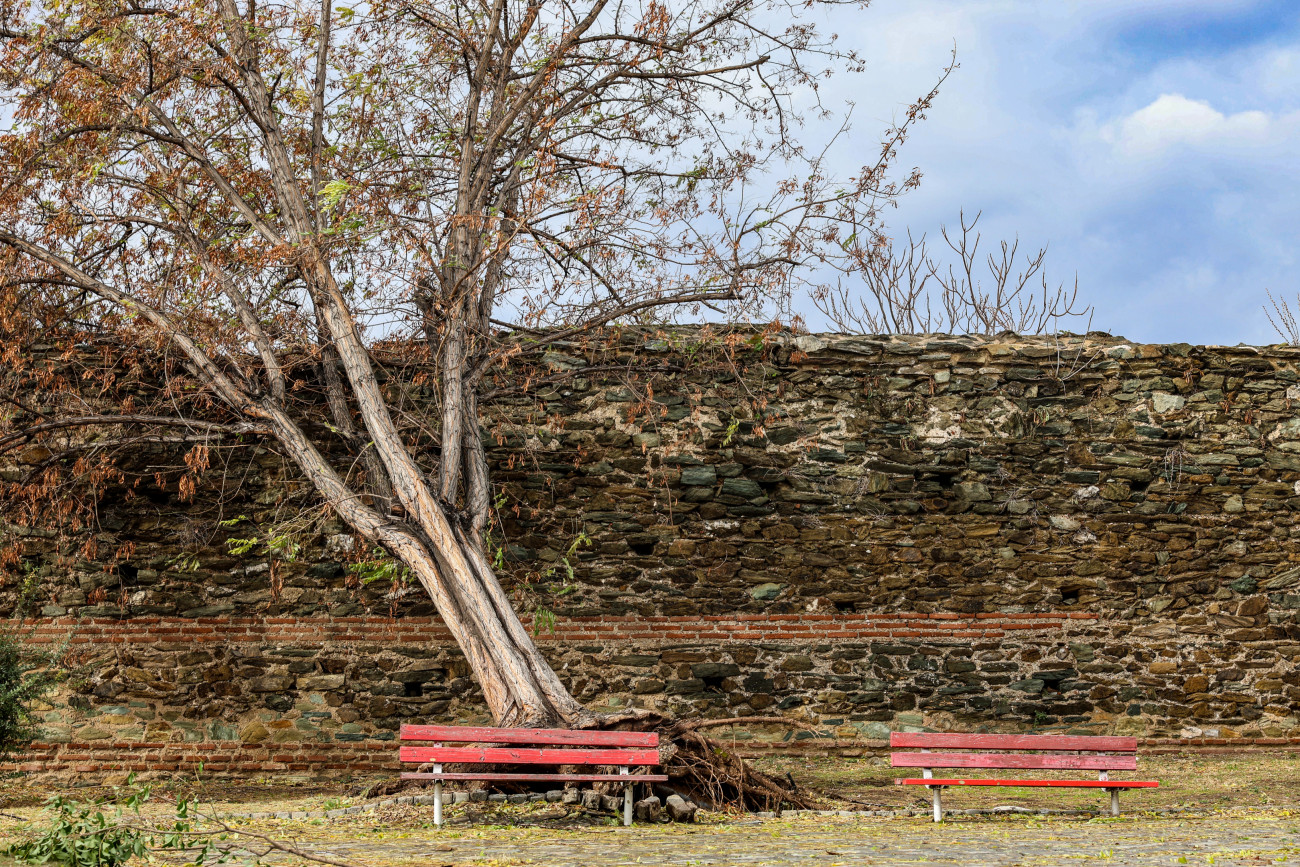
[814, 212, 1093, 335]
[0, 414, 266, 455]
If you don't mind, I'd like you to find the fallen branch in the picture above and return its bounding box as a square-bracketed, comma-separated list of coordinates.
[176, 816, 367, 867]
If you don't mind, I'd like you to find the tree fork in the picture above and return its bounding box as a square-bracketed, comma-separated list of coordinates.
[260, 399, 571, 727]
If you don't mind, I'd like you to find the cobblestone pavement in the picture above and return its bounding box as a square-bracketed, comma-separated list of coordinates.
[269, 813, 1300, 866]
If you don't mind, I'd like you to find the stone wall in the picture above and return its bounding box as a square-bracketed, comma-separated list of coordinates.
[7, 330, 1300, 777]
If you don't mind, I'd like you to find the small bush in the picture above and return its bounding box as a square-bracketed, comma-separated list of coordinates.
[0, 623, 62, 758]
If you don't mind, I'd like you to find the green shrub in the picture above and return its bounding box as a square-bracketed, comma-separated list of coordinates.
[0, 623, 62, 758]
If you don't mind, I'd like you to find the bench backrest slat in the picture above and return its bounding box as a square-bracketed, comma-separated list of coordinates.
[400, 725, 658, 748]
[890, 733, 1136, 753]
[891, 752, 1137, 771]
[400, 745, 660, 766]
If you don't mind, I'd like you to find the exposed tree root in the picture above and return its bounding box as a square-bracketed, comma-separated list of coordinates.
[655, 716, 825, 813]
[361, 713, 827, 813]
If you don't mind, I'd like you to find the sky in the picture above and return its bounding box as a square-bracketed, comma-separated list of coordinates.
[3, 0, 1294, 345]
[802, 0, 1300, 345]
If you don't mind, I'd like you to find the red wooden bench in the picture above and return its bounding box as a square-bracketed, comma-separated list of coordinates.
[399, 724, 668, 827]
[891, 732, 1158, 821]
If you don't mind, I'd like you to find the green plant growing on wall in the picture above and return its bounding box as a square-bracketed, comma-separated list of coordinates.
[218, 513, 320, 600]
[0, 628, 52, 758]
[543, 530, 591, 586]
[527, 531, 590, 635]
[163, 551, 203, 573]
[530, 605, 557, 636]
[348, 547, 412, 588]
[0, 578, 72, 759]
[485, 488, 512, 570]
[219, 515, 302, 562]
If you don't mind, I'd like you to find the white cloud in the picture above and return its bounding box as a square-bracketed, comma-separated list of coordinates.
[789, 0, 1300, 343]
[1103, 93, 1272, 155]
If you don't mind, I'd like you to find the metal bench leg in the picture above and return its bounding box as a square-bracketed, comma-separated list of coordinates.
[620, 765, 633, 826]
[931, 786, 943, 822]
[432, 751, 444, 828]
[1110, 789, 1119, 817]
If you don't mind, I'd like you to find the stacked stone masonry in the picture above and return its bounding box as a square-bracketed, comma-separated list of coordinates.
[6, 330, 1300, 777]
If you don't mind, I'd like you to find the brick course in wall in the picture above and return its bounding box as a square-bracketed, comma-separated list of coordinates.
[8, 741, 396, 777]
[20, 612, 1094, 646]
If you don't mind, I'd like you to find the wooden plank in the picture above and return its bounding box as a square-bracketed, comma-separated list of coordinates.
[400, 725, 658, 748]
[889, 732, 1137, 752]
[400, 746, 661, 766]
[401, 772, 669, 782]
[891, 753, 1137, 771]
[895, 778, 1158, 788]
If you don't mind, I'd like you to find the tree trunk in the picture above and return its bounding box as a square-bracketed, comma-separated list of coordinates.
[266, 396, 589, 728]
[405, 522, 592, 728]
[291, 266, 592, 729]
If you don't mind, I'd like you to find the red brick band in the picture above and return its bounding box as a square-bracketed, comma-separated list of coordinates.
[5, 740, 394, 776]
[18, 611, 1099, 646]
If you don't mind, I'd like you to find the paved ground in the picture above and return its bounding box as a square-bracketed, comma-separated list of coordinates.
[249, 812, 1300, 866]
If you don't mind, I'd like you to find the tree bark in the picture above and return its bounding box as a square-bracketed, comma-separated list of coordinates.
[294, 255, 589, 728]
[261, 389, 588, 728]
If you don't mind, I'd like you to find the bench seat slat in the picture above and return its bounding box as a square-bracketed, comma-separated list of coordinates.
[401, 772, 669, 782]
[400, 725, 658, 748]
[400, 746, 660, 766]
[896, 778, 1158, 788]
[891, 753, 1137, 771]
[890, 733, 1137, 752]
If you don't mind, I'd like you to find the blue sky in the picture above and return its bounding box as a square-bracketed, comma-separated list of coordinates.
[804, 0, 1300, 344]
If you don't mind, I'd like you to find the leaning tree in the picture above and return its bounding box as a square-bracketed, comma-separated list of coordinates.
[0, 0, 943, 792]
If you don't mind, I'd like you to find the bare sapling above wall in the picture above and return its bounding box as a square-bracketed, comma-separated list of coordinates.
[1266, 291, 1300, 346]
[813, 211, 1093, 336]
